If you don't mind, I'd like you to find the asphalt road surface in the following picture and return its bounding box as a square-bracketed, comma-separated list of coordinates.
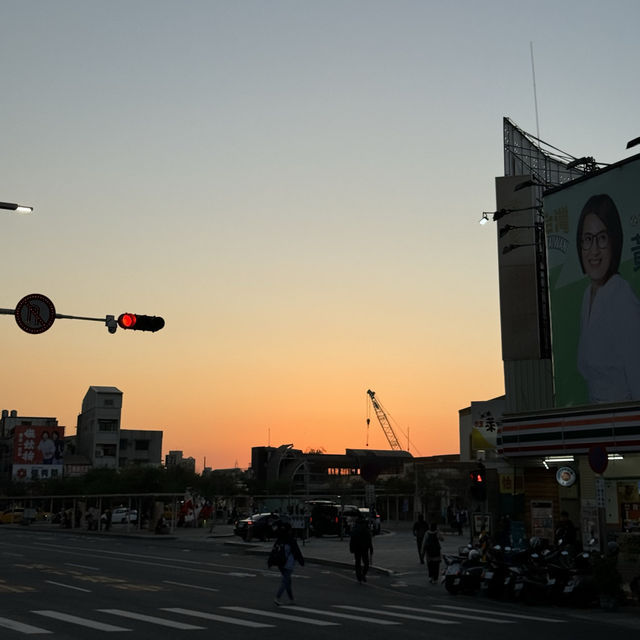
[0, 527, 635, 639]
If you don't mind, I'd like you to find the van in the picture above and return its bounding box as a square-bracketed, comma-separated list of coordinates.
[307, 501, 341, 537]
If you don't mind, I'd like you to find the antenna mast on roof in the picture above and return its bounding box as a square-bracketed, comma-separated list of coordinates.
[530, 41, 541, 141]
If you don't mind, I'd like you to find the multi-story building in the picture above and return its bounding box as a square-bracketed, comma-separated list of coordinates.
[165, 450, 196, 473]
[119, 429, 163, 467]
[460, 118, 640, 547]
[76, 386, 123, 469]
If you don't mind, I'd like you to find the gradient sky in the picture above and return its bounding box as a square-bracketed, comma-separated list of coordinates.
[2, 1, 639, 471]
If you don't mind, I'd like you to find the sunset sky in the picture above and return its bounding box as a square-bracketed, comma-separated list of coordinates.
[2, 1, 639, 470]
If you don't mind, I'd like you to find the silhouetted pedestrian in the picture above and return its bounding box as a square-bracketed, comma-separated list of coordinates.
[349, 515, 373, 583]
[412, 513, 428, 563]
[421, 522, 443, 584]
[272, 523, 304, 605]
[455, 509, 464, 536]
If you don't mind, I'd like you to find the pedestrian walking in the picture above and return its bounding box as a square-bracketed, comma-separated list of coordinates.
[270, 523, 304, 605]
[412, 513, 429, 564]
[421, 522, 443, 584]
[454, 509, 464, 536]
[349, 514, 373, 583]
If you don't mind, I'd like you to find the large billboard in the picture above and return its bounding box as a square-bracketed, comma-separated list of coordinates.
[12, 425, 65, 481]
[544, 154, 640, 407]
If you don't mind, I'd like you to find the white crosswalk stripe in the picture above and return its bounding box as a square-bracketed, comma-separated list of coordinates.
[221, 606, 340, 626]
[335, 605, 459, 624]
[32, 610, 130, 631]
[98, 609, 206, 629]
[0, 616, 52, 634]
[162, 608, 274, 628]
[434, 604, 566, 623]
[385, 605, 514, 623]
[279, 605, 401, 624]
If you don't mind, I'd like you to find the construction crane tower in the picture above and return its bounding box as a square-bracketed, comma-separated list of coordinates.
[366, 389, 403, 451]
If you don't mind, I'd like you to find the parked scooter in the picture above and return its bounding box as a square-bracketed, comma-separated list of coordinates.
[443, 547, 484, 595]
[519, 540, 556, 605]
[477, 544, 530, 601]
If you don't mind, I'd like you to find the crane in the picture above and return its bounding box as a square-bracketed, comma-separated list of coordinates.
[366, 389, 403, 451]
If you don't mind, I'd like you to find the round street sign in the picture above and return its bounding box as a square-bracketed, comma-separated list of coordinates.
[14, 293, 56, 334]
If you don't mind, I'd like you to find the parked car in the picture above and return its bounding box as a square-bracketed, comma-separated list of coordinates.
[233, 513, 289, 541]
[359, 507, 381, 535]
[111, 507, 138, 524]
[0, 507, 24, 524]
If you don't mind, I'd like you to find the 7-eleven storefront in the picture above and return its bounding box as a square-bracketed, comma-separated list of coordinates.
[498, 403, 640, 545]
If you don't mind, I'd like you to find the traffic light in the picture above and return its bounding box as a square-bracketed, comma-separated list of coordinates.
[117, 313, 165, 332]
[470, 466, 487, 501]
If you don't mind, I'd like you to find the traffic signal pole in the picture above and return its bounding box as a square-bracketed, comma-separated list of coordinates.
[1, 293, 164, 335]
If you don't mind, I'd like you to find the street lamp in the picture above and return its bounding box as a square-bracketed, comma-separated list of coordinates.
[0, 201, 33, 214]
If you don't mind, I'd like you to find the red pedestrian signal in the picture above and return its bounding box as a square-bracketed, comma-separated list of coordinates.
[470, 466, 486, 501]
[117, 313, 165, 332]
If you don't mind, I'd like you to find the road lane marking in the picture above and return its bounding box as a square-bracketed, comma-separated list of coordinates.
[98, 609, 205, 630]
[0, 583, 36, 593]
[434, 605, 566, 622]
[45, 580, 91, 593]
[222, 606, 340, 626]
[65, 563, 99, 570]
[163, 580, 219, 592]
[281, 606, 400, 624]
[386, 605, 514, 623]
[0, 616, 52, 634]
[162, 608, 274, 628]
[31, 542, 255, 575]
[33, 610, 130, 631]
[335, 606, 458, 625]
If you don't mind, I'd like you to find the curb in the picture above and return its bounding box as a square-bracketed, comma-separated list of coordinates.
[223, 539, 394, 576]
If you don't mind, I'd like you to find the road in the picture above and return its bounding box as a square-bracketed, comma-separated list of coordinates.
[0, 527, 635, 638]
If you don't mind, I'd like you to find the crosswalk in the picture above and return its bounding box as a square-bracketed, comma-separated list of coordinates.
[0, 602, 566, 634]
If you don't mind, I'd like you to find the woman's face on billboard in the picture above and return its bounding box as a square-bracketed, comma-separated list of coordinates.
[581, 212, 611, 287]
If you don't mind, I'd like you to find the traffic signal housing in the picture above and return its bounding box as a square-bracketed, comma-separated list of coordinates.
[470, 466, 487, 501]
[117, 313, 165, 332]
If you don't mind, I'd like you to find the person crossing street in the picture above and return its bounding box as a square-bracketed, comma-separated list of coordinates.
[349, 514, 373, 583]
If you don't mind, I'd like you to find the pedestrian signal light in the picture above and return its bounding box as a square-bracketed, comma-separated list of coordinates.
[117, 313, 165, 332]
[470, 467, 486, 501]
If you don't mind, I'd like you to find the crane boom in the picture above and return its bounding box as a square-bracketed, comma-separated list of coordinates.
[366, 389, 402, 450]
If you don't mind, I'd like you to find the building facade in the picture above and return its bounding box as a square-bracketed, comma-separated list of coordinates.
[462, 118, 640, 546]
[76, 386, 123, 469]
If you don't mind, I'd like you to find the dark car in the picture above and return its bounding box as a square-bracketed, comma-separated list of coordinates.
[233, 513, 289, 541]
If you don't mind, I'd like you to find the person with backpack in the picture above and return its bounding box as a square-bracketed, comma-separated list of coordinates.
[421, 522, 444, 584]
[349, 514, 373, 583]
[269, 522, 304, 605]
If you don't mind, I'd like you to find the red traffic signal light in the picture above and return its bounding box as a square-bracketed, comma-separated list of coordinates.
[117, 313, 165, 332]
